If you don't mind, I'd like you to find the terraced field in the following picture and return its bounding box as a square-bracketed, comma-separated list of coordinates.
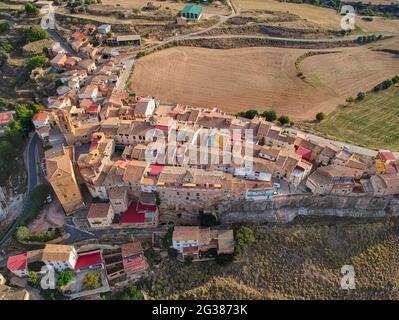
[234, 0, 399, 33]
[314, 87, 399, 151]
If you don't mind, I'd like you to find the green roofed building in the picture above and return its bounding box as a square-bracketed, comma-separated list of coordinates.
[179, 4, 203, 21]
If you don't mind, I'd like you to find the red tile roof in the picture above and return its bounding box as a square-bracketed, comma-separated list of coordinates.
[74, 251, 103, 270]
[296, 146, 312, 161]
[123, 253, 146, 273]
[378, 150, 396, 161]
[0, 112, 14, 125]
[88, 105, 100, 113]
[149, 164, 164, 175]
[7, 253, 27, 272]
[183, 246, 199, 254]
[32, 112, 49, 122]
[155, 124, 168, 133]
[71, 33, 87, 41]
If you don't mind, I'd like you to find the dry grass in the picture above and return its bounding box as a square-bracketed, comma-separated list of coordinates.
[130, 40, 399, 120]
[139, 218, 399, 300]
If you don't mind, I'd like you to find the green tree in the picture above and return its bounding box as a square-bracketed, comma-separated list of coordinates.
[25, 3, 40, 16]
[28, 271, 40, 287]
[199, 213, 220, 227]
[121, 285, 144, 300]
[26, 55, 49, 71]
[235, 226, 255, 258]
[215, 253, 235, 266]
[15, 226, 31, 241]
[237, 109, 258, 120]
[57, 270, 74, 287]
[29, 183, 51, 209]
[21, 26, 49, 43]
[0, 49, 9, 67]
[83, 271, 101, 291]
[0, 23, 10, 33]
[261, 110, 277, 122]
[356, 92, 366, 101]
[316, 112, 325, 122]
[278, 115, 290, 125]
[184, 256, 193, 265]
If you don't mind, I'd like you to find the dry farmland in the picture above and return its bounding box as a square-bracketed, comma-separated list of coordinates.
[234, 0, 399, 33]
[130, 39, 399, 120]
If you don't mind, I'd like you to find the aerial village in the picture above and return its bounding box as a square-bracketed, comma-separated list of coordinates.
[1, 12, 399, 300]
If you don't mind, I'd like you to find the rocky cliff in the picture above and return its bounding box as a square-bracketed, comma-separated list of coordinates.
[218, 194, 399, 224]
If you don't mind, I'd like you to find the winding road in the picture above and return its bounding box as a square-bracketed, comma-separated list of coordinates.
[0, 132, 40, 249]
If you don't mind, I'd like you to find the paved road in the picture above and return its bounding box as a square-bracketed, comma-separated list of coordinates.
[116, 55, 135, 90]
[0, 132, 39, 249]
[288, 127, 399, 158]
[46, 28, 78, 56]
[91, 226, 167, 238]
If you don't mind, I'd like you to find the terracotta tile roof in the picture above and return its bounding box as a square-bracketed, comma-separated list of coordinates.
[87, 202, 111, 219]
[42, 244, 75, 262]
[173, 226, 200, 241]
[32, 111, 49, 122]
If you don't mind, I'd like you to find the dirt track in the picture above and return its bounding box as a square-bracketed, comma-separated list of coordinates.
[130, 38, 399, 120]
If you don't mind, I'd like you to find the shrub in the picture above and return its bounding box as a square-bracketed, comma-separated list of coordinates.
[356, 92, 366, 101]
[391, 75, 399, 84]
[0, 23, 10, 33]
[0, 49, 9, 67]
[28, 271, 40, 288]
[168, 247, 179, 259]
[57, 270, 74, 287]
[346, 96, 355, 103]
[237, 109, 258, 120]
[278, 115, 290, 125]
[121, 285, 144, 300]
[25, 3, 40, 16]
[136, 51, 146, 58]
[373, 79, 393, 92]
[21, 26, 49, 43]
[199, 213, 220, 227]
[26, 55, 49, 71]
[83, 271, 101, 291]
[184, 256, 194, 265]
[316, 112, 325, 122]
[215, 253, 235, 266]
[235, 226, 255, 258]
[261, 110, 277, 122]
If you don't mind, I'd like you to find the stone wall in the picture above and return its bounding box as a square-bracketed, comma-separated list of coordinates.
[217, 194, 399, 224]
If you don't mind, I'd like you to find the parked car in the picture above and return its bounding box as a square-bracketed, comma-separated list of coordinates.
[45, 194, 53, 204]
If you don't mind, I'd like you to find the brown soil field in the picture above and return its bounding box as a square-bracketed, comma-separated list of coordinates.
[130, 38, 399, 120]
[234, 0, 399, 33]
[101, 0, 230, 16]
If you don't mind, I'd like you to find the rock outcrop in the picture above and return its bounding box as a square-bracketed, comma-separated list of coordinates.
[218, 194, 399, 224]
